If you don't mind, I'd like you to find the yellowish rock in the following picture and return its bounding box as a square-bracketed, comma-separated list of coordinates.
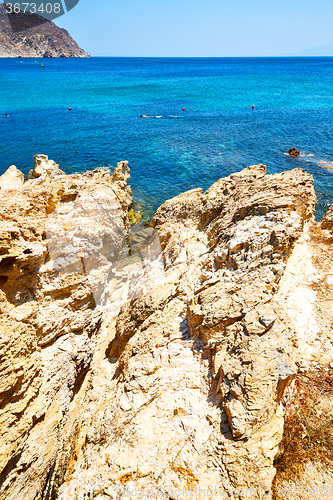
[0, 162, 332, 500]
[0, 165, 24, 189]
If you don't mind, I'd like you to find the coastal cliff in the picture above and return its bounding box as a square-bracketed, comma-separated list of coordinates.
[0, 4, 89, 58]
[0, 158, 332, 499]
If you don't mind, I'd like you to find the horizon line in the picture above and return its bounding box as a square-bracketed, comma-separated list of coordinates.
[89, 55, 333, 58]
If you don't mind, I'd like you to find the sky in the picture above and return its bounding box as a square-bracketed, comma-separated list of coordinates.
[57, 0, 333, 57]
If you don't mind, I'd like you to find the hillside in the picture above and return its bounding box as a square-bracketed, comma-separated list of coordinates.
[0, 4, 89, 58]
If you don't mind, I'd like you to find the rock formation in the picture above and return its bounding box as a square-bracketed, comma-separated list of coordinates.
[0, 156, 132, 499]
[0, 159, 332, 500]
[0, 4, 89, 58]
[287, 148, 300, 157]
[321, 204, 333, 231]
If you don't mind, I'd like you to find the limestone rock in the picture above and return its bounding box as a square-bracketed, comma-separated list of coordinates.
[56, 165, 321, 499]
[0, 158, 132, 500]
[111, 160, 133, 209]
[26, 154, 65, 180]
[0, 165, 24, 189]
[321, 203, 333, 231]
[0, 162, 332, 500]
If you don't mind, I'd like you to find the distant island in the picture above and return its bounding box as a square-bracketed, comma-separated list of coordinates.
[0, 4, 89, 58]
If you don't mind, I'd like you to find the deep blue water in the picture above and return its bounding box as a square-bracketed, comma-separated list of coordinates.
[1, 57, 333, 219]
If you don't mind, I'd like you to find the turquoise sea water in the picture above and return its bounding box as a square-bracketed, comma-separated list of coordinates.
[1, 57, 333, 219]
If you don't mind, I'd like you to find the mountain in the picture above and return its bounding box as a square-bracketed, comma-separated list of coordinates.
[282, 44, 333, 56]
[0, 4, 89, 58]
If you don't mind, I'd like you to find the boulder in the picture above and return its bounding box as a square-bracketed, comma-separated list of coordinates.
[288, 147, 300, 157]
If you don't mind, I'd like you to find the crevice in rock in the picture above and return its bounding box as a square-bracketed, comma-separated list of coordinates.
[0, 451, 24, 492]
[0, 275, 8, 287]
[40, 462, 56, 500]
[72, 365, 90, 400]
[0, 256, 16, 272]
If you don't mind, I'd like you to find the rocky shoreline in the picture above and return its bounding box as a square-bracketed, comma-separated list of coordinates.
[0, 157, 332, 499]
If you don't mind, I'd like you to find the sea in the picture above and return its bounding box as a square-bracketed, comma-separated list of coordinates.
[1, 56, 333, 220]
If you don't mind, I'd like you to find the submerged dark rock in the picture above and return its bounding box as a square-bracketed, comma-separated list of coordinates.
[288, 147, 300, 157]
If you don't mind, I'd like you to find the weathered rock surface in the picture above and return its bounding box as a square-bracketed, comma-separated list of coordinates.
[0, 165, 24, 189]
[272, 206, 333, 498]
[0, 4, 89, 58]
[0, 158, 132, 499]
[25, 154, 66, 179]
[321, 203, 333, 231]
[0, 162, 332, 500]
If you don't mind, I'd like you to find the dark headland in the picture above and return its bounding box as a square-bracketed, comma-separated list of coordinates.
[0, 3, 89, 58]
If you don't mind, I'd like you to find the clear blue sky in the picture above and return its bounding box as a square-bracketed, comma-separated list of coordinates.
[57, 0, 333, 57]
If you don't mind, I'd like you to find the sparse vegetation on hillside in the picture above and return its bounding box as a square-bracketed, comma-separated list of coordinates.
[274, 366, 333, 485]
